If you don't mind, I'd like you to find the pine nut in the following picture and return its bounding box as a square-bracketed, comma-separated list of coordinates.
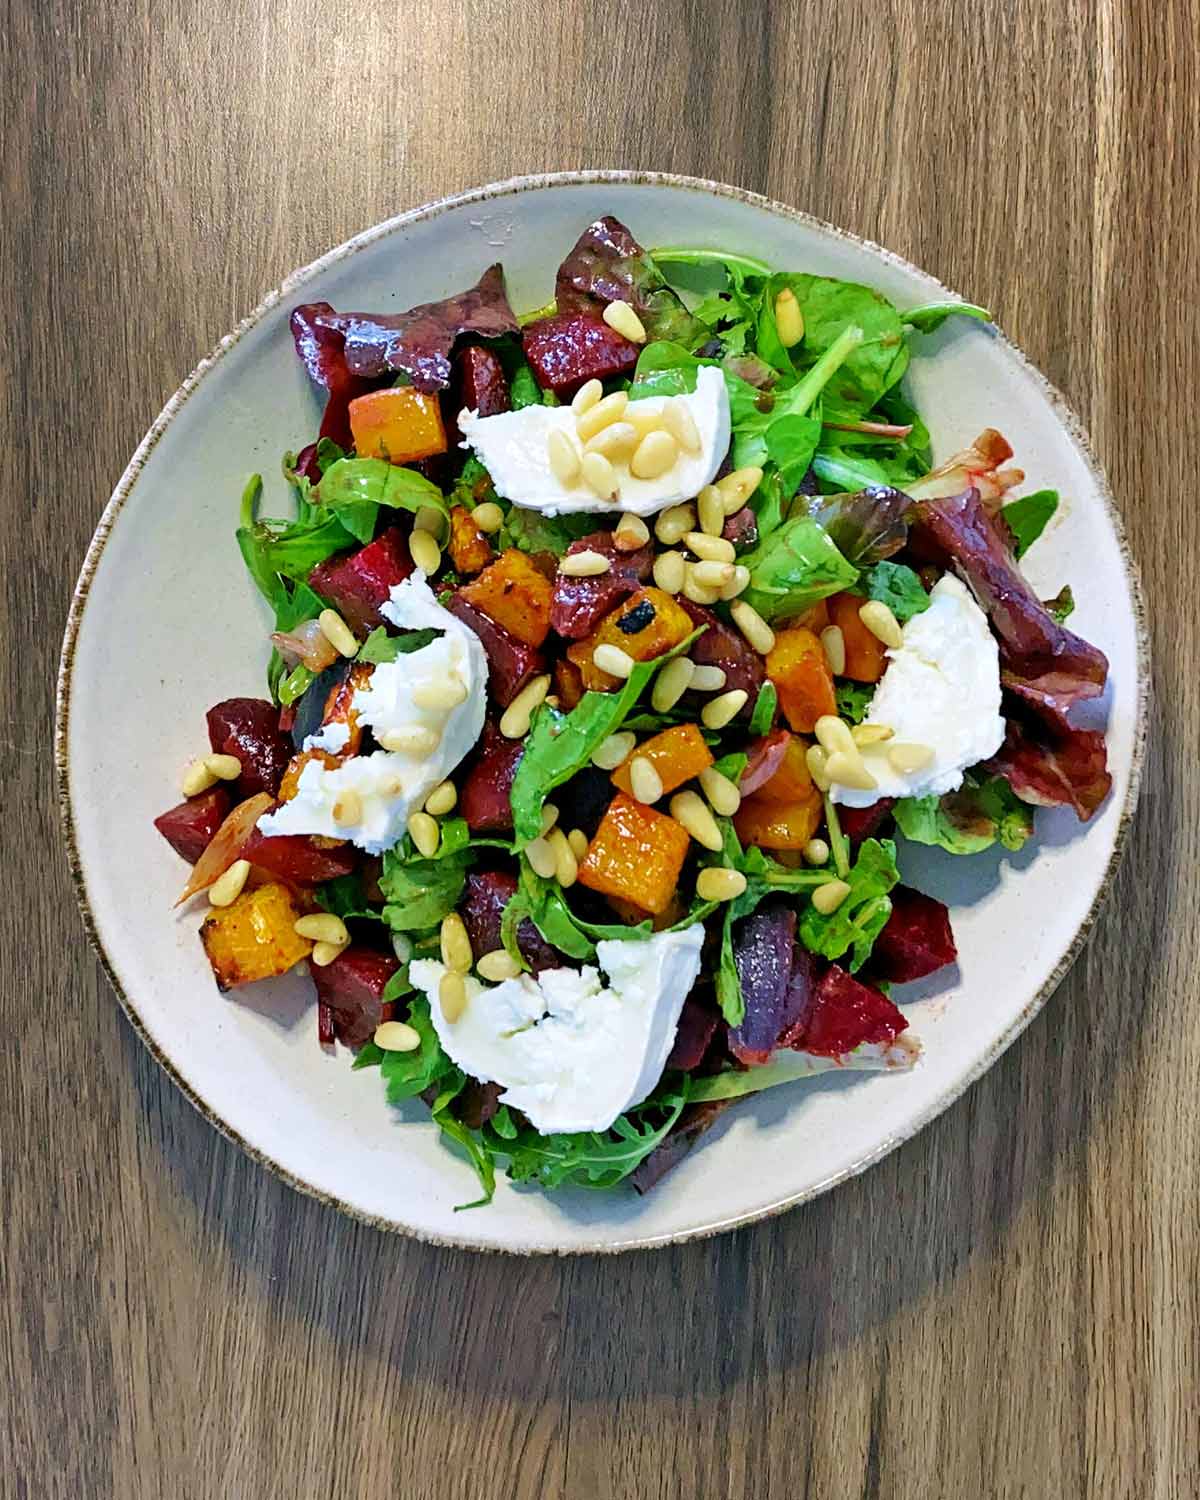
[602, 299, 648, 343]
[682, 571, 722, 605]
[559, 549, 611, 577]
[803, 837, 831, 866]
[825, 751, 878, 791]
[567, 828, 589, 861]
[204, 753, 243, 781]
[630, 430, 679, 480]
[412, 678, 469, 710]
[311, 940, 343, 967]
[815, 715, 856, 756]
[408, 810, 440, 856]
[692, 559, 735, 589]
[811, 879, 852, 915]
[439, 970, 468, 1022]
[662, 398, 702, 454]
[614, 512, 651, 550]
[697, 486, 726, 536]
[652, 549, 687, 593]
[374, 1020, 421, 1052]
[572, 378, 603, 416]
[440, 912, 473, 974]
[774, 287, 805, 347]
[859, 599, 904, 649]
[547, 827, 579, 887]
[592, 643, 636, 679]
[716, 467, 763, 511]
[499, 674, 551, 738]
[851, 723, 894, 747]
[626, 400, 667, 440]
[332, 789, 363, 826]
[696, 866, 748, 902]
[685, 531, 736, 563]
[806, 744, 832, 791]
[318, 608, 359, 658]
[525, 836, 557, 879]
[690, 664, 727, 692]
[630, 756, 664, 805]
[651, 655, 695, 712]
[540, 804, 560, 836]
[477, 949, 521, 983]
[699, 765, 742, 816]
[424, 780, 458, 816]
[584, 421, 638, 463]
[820, 625, 846, 675]
[720, 564, 751, 600]
[576, 391, 629, 443]
[472, 501, 504, 533]
[701, 689, 748, 730]
[181, 758, 218, 797]
[581, 451, 619, 500]
[592, 731, 636, 769]
[379, 725, 441, 757]
[413, 506, 445, 536]
[730, 600, 776, 654]
[547, 428, 581, 486]
[669, 790, 724, 851]
[655, 502, 697, 545]
[208, 858, 251, 907]
[408, 530, 442, 576]
[888, 742, 936, 773]
[391, 932, 413, 964]
[294, 913, 350, 946]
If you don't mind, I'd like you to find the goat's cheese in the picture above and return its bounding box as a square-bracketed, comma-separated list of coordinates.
[256, 573, 487, 854]
[302, 720, 351, 754]
[408, 925, 705, 1133]
[458, 365, 731, 517]
[832, 573, 1005, 808]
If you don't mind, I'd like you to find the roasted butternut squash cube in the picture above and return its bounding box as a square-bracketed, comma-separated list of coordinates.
[611, 723, 714, 798]
[734, 788, 824, 850]
[828, 592, 888, 683]
[448, 504, 494, 575]
[348, 387, 448, 464]
[567, 587, 695, 690]
[577, 792, 692, 915]
[200, 882, 314, 992]
[754, 733, 817, 803]
[766, 626, 837, 733]
[458, 548, 554, 647]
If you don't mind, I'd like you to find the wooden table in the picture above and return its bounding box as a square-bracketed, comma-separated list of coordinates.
[4, 1, 1196, 1494]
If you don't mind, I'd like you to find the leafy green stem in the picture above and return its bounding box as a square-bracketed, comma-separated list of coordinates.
[790, 323, 864, 414]
[824, 794, 851, 878]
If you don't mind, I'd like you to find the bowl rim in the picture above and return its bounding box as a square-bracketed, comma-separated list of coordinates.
[55, 169, 1150, 1255]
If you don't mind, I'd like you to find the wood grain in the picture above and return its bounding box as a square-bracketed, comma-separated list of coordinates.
[3, 0, 1197, 1494]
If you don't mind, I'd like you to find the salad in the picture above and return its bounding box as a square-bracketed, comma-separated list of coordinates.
[154, 215, 1112, 1204]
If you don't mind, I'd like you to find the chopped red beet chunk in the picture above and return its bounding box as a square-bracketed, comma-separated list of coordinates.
[836, 799, 896, 847]
[446, 595, 546, 706]
[307, 526, 413, 634]
[460, 870, 561, 973]
[667, 997, 720, 1071]
[550, 531, 653, 639]
[678, 599, 765, 709]
[310, 947, 399, 1049]
[869, 886, 958, 984]
[459, 721, 524, 834]
[782, 964, 908, 1057]
[206, 699, 293, 799]
[456, 344, 511, 417]
[522, 312, 639, 396]
[241, 829, 358, 886]
[154, 788, 232, 864]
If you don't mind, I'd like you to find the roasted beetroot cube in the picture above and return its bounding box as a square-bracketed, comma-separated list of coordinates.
[667, 997, 720, 1071]
[446, 594, 545, 706]
[630, 1100, 732, 1193]
[460, 869, 561, 973]
[722, 506, 758, 548]
[241, 829, 358, 886]
[550, 531, 653, 639]
[522, 312, 639, 396]
[206, 698, 293, 799]
[310, 946, 399, 1049]
[836, 799, 896, 847]
[154, 788, 232, 864]
[728, 902, 814, 1064]
[869, 886, 957, 983]
[307, 525, 414, 634]
[783, 963, 908, 1057]
[456, 1079, 503, 1130]
[678, 600, 765, 708]
[459, 721, 524, 833]
[457, 344, 511, 417]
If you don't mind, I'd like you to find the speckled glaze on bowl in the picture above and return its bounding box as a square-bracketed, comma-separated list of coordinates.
[57, 173, 1147, 1254]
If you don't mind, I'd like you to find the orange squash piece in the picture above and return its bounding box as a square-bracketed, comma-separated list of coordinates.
[200, 882, 314, 991]
[829, 592, 887, 683]
[567, 587, 694, 690]
[348, 387, 447, 464]
[458, 548, 554, 647]
[766, 626, 837, 733]
[734, 788, 824, 851]
[791, 599, 830, 633]
[553, 656, 585, 711]
[448, 504, 494, 575]
[611, 723, 714, 798]
[577, 793, 692, 915]
[754, 733, 816, 803]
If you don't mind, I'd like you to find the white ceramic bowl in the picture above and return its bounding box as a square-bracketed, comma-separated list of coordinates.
[57, 173, 1147, 1253]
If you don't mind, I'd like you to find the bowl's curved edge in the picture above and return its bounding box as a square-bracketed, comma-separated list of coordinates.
[55, 169, 1151, 1255]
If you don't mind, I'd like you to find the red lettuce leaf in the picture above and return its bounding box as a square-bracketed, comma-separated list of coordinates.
[985, 717, 1112, 821]
[555, 216, 706, 347]
[289, 302, 375, 449]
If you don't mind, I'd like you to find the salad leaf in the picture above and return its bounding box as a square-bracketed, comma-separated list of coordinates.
[901, 300, 992, 334]
[802, 485, 913, 566]
[894, 776, 1035, 855]
[502, 505, 595, 555]
[689, 1044, 913, 1102]
[1001, 488, 1059, 558]
[555, 216, 709, 349]
[748, 682, 778, 736]
[316, 873, 384, 922]
[317, 456, 448, 520]
[358, 626, 440, 664]
[1045, 584, 1075, 624]
[650, 246, 773, 277]
[855, 560, 930, 623]
[738, 515, 858, 622]
[836, 681, 874, 725]
[377, 997, 456, 1102]
[509, 361, 542, 409]
[799, 837, 900, 971]
[380, 846, 474, 931]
